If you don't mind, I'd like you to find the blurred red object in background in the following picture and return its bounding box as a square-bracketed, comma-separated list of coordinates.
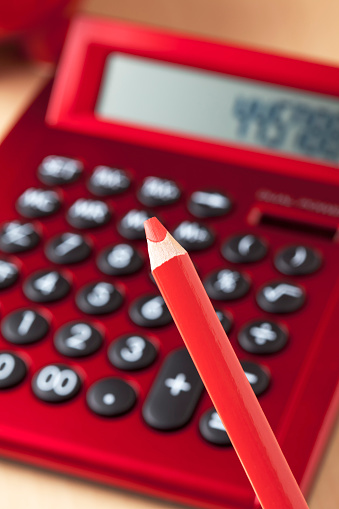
[0, 0, 78, 62]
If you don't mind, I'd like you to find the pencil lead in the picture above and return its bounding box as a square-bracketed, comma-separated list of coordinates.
[144, 217, 167, 242]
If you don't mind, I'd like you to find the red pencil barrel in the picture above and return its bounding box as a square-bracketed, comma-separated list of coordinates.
[153, 253, 309, 509]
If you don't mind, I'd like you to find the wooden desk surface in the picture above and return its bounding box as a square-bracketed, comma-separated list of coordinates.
[0, 1, 338, 507]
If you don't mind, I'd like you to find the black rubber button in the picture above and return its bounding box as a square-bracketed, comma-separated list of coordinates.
[138, 176, 181, 207]
[54, 322, 103, 357]
[240, 360, 270, 396]
[118, 209, 153, 240]
[142, 348, 204, 430]
[256, 280, 305, 313]
[32, 364, 81, 402]
[16, 188, 61, 218]
[129, 294, 172, 327]
[67, 199, 111, 229]
[238, 320, 288, 354]
[108, 334, 157, 371]
[38, 156, 83, 185]
[173, 221, 215, 251]
[204, 269, 250, 300]
[45, 233, 91, 264]
[199, 409, 231, 446]
[0, 259, 19, 289]
[97, 244, 143, 276]
[1, 309, 49, 344]
[88, 166, 130, 196]
[23, 269, 71, 303]
[87, 378, 136, 417]
[221, 234, 267, 263]
[0, 221, 40, 253]
[215, 309, 233, 334]
[76, 282, 123, 315]
[274, 245, 322, 276]
[188, 190, 232, 218]
[0, 352, 27, 389]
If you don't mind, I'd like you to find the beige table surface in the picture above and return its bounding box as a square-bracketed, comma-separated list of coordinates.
[0, 1, 339, 508]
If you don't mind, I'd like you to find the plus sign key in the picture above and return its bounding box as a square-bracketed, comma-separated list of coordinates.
[142, 348, 204, 430]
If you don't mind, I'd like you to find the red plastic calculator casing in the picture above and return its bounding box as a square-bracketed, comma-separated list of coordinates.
[0, 16, 338, 509]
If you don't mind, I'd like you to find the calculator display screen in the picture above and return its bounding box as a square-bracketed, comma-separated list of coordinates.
[96, 53, 339, 165]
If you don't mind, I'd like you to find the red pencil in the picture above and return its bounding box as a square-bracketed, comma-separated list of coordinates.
[144, 217, 309, 509]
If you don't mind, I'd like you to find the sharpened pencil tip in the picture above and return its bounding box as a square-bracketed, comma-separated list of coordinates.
[144, 217, 167, 242]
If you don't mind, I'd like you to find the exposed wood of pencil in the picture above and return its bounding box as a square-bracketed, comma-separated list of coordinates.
[146, 223, 309, 509]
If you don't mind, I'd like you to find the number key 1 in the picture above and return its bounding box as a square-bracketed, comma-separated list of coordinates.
[1, 309, 49, 344]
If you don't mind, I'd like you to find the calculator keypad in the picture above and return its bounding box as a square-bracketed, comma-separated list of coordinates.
[0, 156, 326, 426]
[0, 141, 335, 509]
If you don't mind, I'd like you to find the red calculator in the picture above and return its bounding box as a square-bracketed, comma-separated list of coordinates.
[0, 16, 338, 509]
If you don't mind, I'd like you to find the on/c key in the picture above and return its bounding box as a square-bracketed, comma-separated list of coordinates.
[142, 348, 204, 431]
